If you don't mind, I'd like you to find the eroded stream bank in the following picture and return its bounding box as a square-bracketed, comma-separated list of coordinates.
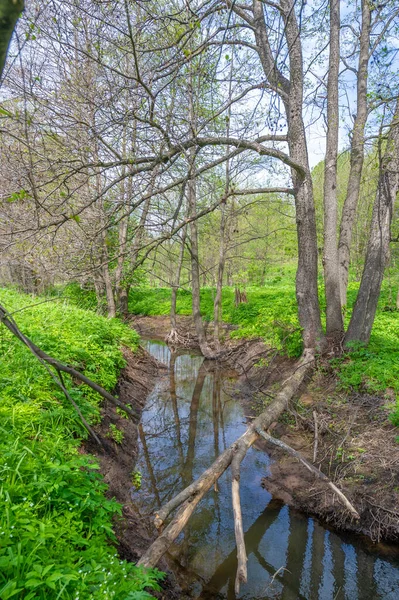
[130, 339, 399, 599]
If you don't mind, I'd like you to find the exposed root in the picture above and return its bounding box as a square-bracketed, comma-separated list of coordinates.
[165, 328, 197, 352]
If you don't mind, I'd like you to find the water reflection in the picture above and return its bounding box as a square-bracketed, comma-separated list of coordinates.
[133, 340, 399, 599]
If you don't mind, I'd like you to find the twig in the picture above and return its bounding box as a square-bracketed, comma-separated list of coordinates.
[313, 409, 319, 463]
[255, 428, 360, 519]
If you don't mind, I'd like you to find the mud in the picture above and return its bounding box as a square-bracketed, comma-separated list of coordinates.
[84, 347, 185, 599]
[239, 357, 399, 544]
[85, 315, 398, 598]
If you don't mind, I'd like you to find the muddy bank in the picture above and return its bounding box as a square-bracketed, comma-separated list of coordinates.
[85, 314, 398, 599]
[130, 314, 235, 348]
[238, 354, 399, 544]
[84, 346, 185, 599]
[129, 315, 399, 544]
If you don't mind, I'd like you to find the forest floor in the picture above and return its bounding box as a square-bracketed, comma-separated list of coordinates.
[128, 314, 399, 549]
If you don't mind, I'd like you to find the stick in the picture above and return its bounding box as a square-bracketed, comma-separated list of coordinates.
[231, 444, 248, 593]
[313, 409, 319, 463]
[254, 428, 360, 519]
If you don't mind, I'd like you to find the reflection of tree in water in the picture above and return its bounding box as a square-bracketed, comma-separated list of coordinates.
[136, 343, 399, 600]
[199, 501, 309, 600]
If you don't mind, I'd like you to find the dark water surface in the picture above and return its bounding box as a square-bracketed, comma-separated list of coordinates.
[132, 340, 399, 599]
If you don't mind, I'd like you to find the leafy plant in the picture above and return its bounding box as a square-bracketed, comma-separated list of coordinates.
[0, 287, 162, 599]
[131, 471, 142, 490]
[107, 423, 124, 444]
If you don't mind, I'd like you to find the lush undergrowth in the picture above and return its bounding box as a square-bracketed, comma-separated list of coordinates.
[127, 278, 303, 357]
[0, 288, 162, 599]
[59, 276, 399, 426]
[125, 277, 399, 424]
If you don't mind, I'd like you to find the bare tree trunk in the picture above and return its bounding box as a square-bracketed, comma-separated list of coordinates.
[0, 0, 24, 78]
[102, 250, 116, 318]
[252, 0, 325, 350]
[345, 100, 399, 345]
[213, 200, 227, 351]
[214, 50, 234, 351]
[93, 274, 105, 311]
[114, 186, 129, 315]
[115, 124, 132, 317]
[187, 160, 213, 358]
[338, 0, 371, 306]
[187, 68, 214, 358]
[323, 0, 343, 340]
[169, 227, 186, 341]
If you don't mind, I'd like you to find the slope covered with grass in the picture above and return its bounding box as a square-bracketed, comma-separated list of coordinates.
[126, 278, 399, 424]
[0, 288, 162, 600]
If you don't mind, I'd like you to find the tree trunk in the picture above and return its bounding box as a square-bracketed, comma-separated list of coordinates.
[213, 199, 227, 351]
[338, 0, 371, 306]
[345, 99, 399, 345]
[187, 69, 214, 358]
[0, 0, 24, 78]
[323, 0, 343, 339]
[169, 226, 186, 340]
[187, 162, 213, 357]
[102, 254, 116, 318]
[253, 0, 325, 350]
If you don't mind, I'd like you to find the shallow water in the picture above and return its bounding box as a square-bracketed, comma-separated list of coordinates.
[133, 340, 399, 599]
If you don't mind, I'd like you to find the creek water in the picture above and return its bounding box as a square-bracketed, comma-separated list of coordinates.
[132, 340, 399, 599]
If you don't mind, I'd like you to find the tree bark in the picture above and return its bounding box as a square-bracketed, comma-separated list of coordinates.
[187, 67, 214, 358]
[252, 0, 325, 350]
[213, 199, 227, 351]
[167, 225, 187, 342]
[323, 0, 343, 339]
[345, 99, 399, 345]
[338, 0, 371, 306]
[0, 0, 24, 79]
[187, 161, 213, 357]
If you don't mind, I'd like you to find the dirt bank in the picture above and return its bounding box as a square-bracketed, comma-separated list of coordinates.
[129, 315, 399, 544]
[238, 354, 399, 545]
[86, 315, 398, 596]
[84, 346, 186, 599]
[130, 314, 235, 348]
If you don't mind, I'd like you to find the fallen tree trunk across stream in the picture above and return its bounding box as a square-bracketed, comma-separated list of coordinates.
[138, 348, 359, 593]
[0, 302, 360, 592]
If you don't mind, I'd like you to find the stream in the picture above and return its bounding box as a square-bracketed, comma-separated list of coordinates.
[132, 340, 399, 599]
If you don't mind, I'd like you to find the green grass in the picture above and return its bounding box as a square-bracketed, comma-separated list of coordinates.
[58, 274, 399, 426]
[334, 281, 399, 425]
[0, 288, 163, 599]
[126, 277, 399, 423]
[127, 279, 302, 357]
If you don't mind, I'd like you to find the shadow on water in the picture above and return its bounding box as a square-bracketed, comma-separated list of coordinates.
[132, 340, 399, 600]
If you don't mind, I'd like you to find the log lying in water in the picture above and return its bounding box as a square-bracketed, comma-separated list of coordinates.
[138, 347, 360, 593]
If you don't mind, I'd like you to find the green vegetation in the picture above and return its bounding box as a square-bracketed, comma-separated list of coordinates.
[107, 424, 124, 444]
[0, 288, 163, 599]
[122, 275, 399, 425]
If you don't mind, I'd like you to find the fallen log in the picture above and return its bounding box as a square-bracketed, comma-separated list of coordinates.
[255, 428, 360, 519]
[139, 347, 360, 593]
[139, 349, 316, 586]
